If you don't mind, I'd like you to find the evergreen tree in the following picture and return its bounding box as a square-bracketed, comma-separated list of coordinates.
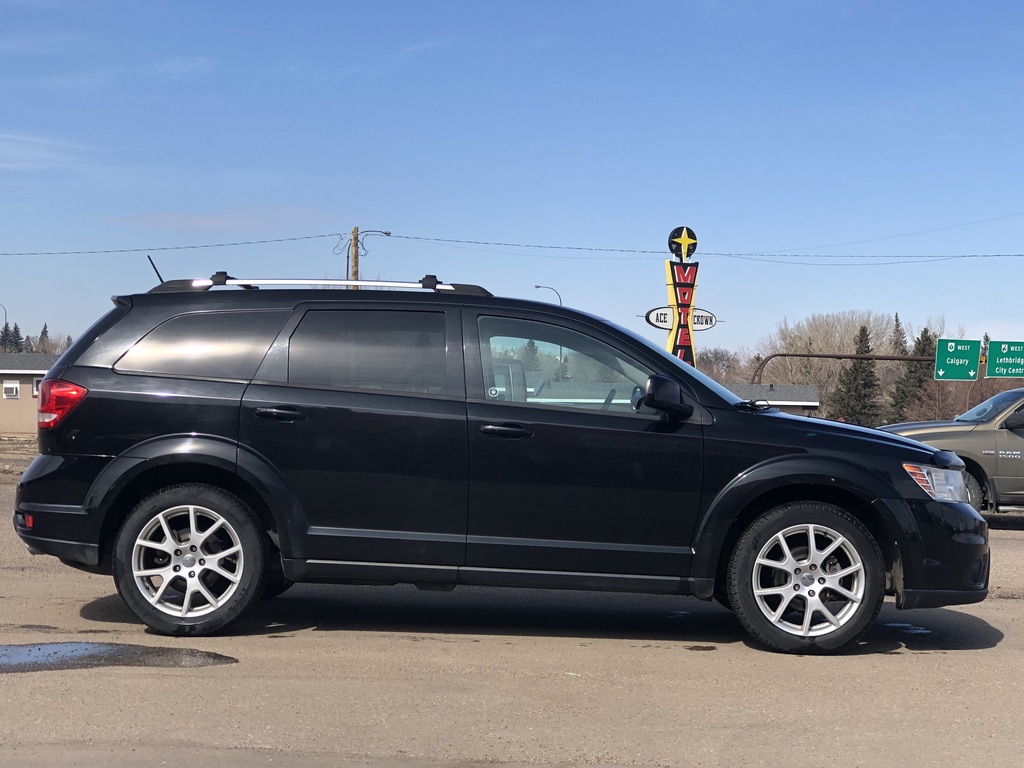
[0, 322, 10, 352]
[10, 322, 24, 352]
[892, 328, 939, 422]
[38, 323, 51, 354]
[521, 339, 541, 371]
[886, 314, 914, 423]
[831, 325, 882, 425]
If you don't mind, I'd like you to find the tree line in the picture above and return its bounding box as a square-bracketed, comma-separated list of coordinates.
[0, 322, 73, 354]
[696, 311, 1020, 426]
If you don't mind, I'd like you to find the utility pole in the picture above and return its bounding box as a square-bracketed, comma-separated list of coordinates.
[350, 226, 359, 288]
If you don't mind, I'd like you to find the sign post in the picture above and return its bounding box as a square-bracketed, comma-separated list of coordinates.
[986, 340, 1024, 378]
[934, 338, 982, 381]
[665, 226, 699, 366]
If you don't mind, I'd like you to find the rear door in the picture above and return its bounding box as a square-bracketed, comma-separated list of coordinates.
[240, 304, 468, 573]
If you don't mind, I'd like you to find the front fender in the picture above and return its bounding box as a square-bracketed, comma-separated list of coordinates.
[689, 455, 920, 581]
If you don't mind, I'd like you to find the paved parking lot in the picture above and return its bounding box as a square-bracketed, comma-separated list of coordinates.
[2, 482, 1023, 767]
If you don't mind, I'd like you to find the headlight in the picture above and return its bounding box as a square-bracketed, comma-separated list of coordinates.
[903, 463, 968, 502]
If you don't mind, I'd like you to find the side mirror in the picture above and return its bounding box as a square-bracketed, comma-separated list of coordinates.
[640, 374, 694, 419]
[1002, 411, 1024, 431]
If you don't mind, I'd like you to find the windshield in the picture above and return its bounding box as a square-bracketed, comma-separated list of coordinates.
[606, 320, 744, 405]
[956, 389, 1024, 422]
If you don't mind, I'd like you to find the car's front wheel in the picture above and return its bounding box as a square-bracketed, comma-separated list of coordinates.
[727, 502, 884, 653]
[113, 484, 267, 636]
[965, 472, 986, 511]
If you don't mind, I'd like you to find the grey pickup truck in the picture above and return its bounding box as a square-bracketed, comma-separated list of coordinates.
[880, 388, 1024, 512]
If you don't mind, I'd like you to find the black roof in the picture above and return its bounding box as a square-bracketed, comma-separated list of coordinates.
[0, 353, 60, 373]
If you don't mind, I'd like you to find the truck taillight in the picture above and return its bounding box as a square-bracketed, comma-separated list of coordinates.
[38, 379, 88, 430]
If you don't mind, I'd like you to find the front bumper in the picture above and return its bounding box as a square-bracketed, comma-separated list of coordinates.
[895, 497, 989, 609]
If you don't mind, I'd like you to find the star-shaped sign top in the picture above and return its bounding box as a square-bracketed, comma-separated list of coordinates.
[668, 226, 698, 260]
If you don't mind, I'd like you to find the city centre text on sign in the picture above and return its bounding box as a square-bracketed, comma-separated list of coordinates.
[987, 340, 1024, 378]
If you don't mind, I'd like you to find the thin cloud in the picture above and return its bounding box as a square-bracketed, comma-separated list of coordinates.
[38, 67, 119, 91]
[110, 207, 330, 236]
[158, 56, 216, 78]
[343, 37, 455, 76]
[0, 131, 90, 170]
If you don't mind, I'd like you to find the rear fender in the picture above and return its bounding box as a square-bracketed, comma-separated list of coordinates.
[84, 435, 305, 561]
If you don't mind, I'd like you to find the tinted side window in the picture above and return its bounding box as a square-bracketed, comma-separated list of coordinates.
[477, 316, 652, 412]
[115, 310, 288, 380]
[289, 310, 446, 394]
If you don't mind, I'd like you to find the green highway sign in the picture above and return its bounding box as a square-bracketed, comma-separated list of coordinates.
[934, 338, 981, 381]
[986, 340, 1024, 378]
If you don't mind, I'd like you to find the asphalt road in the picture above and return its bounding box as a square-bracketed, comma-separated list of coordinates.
[2, 482, 1023, 768]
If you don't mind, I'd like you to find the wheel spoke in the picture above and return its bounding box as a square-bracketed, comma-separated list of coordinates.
[193, 518, 225, 550]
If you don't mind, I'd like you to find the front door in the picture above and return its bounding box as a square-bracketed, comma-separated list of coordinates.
[463, 311, 704, 586]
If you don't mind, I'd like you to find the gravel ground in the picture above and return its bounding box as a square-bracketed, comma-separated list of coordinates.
[0, 435, 36, 482]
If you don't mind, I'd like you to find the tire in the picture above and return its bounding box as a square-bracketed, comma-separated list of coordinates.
[965, 473, 986, 512]
[261, 578, 294, 600]
[727, 502, 884, 654]
[113, 484, 267, 636]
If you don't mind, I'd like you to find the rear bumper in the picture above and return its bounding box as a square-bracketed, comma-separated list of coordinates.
[12, 509, 102, 568]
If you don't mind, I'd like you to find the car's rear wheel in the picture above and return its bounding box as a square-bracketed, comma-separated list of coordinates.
[727, 502, 884, 653]
[113, 484, 266, 636]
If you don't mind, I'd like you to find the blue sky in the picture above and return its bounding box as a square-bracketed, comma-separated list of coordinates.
[2, 0, 1023, 354]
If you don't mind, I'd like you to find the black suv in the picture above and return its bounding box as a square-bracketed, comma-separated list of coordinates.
[13, 273, 989, 652]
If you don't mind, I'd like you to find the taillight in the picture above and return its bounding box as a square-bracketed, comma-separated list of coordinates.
[38, 379, 89, 430]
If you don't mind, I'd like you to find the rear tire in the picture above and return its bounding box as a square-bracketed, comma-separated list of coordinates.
[727, 502, 884, 654]
[113, 484, 267, 636]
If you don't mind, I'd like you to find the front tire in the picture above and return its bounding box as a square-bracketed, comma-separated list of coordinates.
[727, 502, 884, 654]
[965, 473, 986, 512]
[113, 484, 267, 636]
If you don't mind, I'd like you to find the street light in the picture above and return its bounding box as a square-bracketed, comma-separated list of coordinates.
[533, 284, 562, 305]
[534, 286, 564, 380]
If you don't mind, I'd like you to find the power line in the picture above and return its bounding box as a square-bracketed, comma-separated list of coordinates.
[0, 230, 1021, 264]
[0, 233, 344, 256]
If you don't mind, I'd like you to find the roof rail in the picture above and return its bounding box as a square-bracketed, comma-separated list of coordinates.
[149, 272, 492, 296]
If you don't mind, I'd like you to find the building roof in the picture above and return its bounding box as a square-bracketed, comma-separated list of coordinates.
[730, 383, 820, 409]
[0, 353, 60, 374]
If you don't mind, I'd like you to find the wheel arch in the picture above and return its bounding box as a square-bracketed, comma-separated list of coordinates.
[87, 435, 303, 572]
[692, 458, 909, 595]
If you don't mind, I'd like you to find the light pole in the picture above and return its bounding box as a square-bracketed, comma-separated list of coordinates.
[533, 284, 562, 305]
[534, 286, 564, 380]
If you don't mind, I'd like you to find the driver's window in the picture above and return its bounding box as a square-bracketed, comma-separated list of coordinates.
[478, 316, 652, 413]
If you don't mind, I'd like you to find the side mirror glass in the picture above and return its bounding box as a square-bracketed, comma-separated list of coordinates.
[1002, 411, 1024, 431]
[640, 374, 694, 419]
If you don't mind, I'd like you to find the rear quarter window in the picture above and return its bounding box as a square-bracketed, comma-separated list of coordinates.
[114, 310, 288, 380]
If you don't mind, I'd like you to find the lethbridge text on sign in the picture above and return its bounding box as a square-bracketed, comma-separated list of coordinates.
[987, 340, 1024, 378]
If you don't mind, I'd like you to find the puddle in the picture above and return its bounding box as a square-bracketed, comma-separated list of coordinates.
[0, 642, 238, 673]
[883, 622, 934, 636]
